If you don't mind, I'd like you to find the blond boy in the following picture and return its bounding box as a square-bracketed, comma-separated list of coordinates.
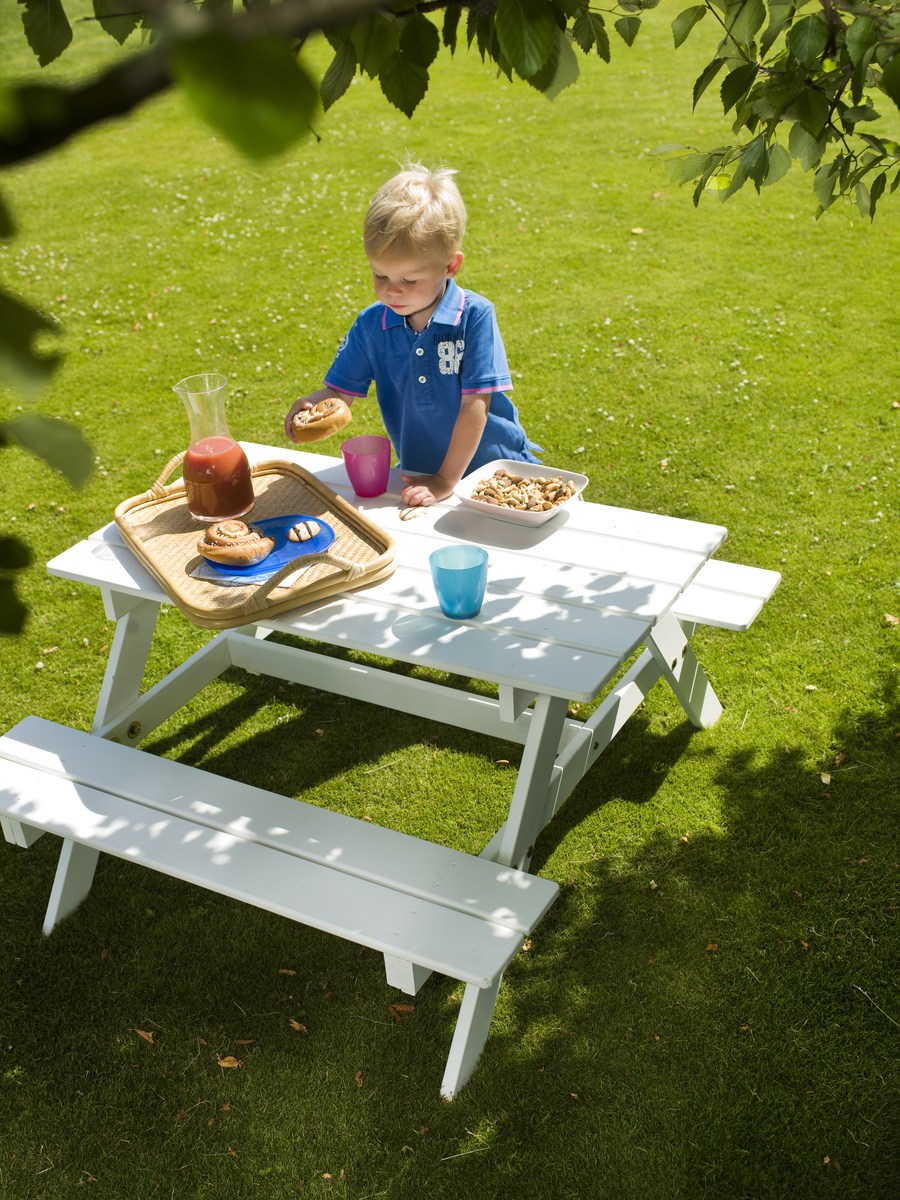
[284, 163, 539, 506]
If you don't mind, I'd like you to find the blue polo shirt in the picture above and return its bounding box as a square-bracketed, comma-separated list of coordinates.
[323, 280, 540, 475]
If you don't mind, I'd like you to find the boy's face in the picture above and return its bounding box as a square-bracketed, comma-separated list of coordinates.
[367, 247, 463, 330]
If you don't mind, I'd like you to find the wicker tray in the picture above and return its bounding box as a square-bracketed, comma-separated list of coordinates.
[114, 457, 395, 629]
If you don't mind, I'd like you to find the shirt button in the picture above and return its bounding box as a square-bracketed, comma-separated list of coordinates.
[418, 375, 427, 384]
[415, 347, 424, 356]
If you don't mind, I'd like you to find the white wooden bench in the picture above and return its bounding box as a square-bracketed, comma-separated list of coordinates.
[673, 560, 781, 631]
[0, 716, 558, 1100]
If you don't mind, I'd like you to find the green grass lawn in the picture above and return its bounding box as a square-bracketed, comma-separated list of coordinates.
[1, 6, 898, 1199]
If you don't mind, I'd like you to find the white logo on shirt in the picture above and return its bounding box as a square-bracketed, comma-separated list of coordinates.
[437, 339, 465, 375]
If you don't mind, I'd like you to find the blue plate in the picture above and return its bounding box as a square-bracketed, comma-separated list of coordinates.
[202, 514, 335, 580]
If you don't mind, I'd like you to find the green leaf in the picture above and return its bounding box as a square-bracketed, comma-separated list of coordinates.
[741, 134, 768, 189]
[672, 6, 707, 50]
[851, 47, 876, 106]
[786, 15, 828, 69]
[378, 51, 429, 118]
[527, 28, 580, 100]
[92, 0, 140, 47]
[721, 63, 759, 114]
[693, 58, 726, 110]
[854, 180, 871, 218]
[760, 2, 795, 58]
[496, 0, 559, 79]
[170, 33, 317, 161]
[725, 0, 766, 44]
[0, 578, 28, 636]
[399, 14, 440, 70]
[845, 18, 878, 70]
[763, 142, 792, 186]
[881, 53, 900, 114]
[0, 288, 63, 398]
[792, 86, 830, 138]
[614, 16, 641, 48]
[19, 0, 72, 67]
[5, 413, 93, 488]
[572, 11, 609, 62]
[813, 158, 840, 209]
[0, 535, 34, 572]
[664, 150, 709, 184]
[788, 122, 826, 171]
[869, 170, 887, 217]
[351, 15, 399, 78]
[442, 7, 461, 52]
[721, 160, 749, 200]
[321, 41, 357, 111]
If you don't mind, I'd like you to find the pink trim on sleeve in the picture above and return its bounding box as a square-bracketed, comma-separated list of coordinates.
[323, 379, 369, 399]
[460, 384, 512, 395]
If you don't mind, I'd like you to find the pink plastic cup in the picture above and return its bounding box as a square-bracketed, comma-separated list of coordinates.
[341, 435, 391, 497]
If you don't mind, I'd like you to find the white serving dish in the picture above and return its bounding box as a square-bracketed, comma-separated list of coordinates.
[454, 459, 589, 526]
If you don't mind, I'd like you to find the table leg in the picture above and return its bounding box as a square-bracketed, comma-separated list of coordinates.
[646, 609, 723, 728]
[92, 595, 160, 734]
[495, 693, 570, 871]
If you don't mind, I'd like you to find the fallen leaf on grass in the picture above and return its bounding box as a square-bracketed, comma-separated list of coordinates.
[388, 1003, 415, 1022]
[234, 1039, 255, 1046]
[289, 1019, 308, 1034]
[216, 1055, 242, 1069]
[279, 968, 297, 976]
[355, 1070, 363, 1087]
[134, 1029, 154, 1044]
[834, 752, 849, 766]
[885, 613, 899, 626]
[705, 943, 720, 952]
[820, 772, 832, 785]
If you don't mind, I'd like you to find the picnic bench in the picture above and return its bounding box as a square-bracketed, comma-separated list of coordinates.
[0, 443, 779, 1097]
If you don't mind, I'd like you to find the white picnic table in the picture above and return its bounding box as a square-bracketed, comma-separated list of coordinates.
[0, 442, 779, 1097]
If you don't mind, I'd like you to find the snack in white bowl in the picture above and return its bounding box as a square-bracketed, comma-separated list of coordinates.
[454, 460, 589, 526]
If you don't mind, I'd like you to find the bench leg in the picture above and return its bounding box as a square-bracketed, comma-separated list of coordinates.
[42, 840, 101, 935]
[440, 976, 502, 1101]
[383, 955, 432, 996]
[647, 610, 723, 729]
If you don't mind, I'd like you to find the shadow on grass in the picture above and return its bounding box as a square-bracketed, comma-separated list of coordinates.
[1, 681, 897, 1199]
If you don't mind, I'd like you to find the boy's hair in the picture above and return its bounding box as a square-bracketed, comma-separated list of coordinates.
[364, 163, 467, 260]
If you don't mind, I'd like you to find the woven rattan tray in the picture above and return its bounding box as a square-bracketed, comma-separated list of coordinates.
[114, 457, 395, 629]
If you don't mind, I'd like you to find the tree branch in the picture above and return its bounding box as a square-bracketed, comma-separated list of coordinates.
[0, 0, 471, 169]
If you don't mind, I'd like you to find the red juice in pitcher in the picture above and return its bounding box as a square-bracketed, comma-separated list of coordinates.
[183, 436, 254, 521]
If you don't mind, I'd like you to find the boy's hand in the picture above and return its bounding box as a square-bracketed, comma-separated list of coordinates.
[283, 398, 313, 442]
[400, 473, 454, 507]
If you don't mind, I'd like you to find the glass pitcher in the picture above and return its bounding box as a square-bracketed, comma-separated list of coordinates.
[173, 372, 254, 522]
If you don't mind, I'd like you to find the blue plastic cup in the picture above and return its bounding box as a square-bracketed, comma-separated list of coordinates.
[429, 545, 489, 620]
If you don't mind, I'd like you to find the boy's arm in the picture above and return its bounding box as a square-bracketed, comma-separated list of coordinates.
[401, 393, 490, 506]
[283, 386, 355, 443]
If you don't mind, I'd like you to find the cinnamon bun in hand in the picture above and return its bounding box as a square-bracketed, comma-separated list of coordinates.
[197, 520, 276, 567]
[290, 396, 352, 443]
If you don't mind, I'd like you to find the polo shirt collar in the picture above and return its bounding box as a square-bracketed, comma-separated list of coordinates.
[381, 279, 466, 331]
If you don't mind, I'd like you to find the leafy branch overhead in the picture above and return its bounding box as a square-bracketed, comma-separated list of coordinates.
[666, 0, 900, 219]
[5, 2, 899, 204]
